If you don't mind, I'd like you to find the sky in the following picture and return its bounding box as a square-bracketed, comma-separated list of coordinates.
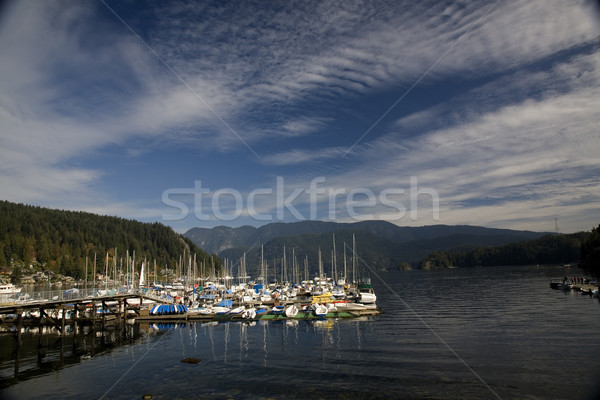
[0, 0, 599, 234]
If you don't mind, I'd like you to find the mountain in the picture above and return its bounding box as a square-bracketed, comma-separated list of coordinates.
[185, 220, 543, 255]
[185, 221, 344, 254]
[184, 221, 545, 273]
[0, 200, 221, 280]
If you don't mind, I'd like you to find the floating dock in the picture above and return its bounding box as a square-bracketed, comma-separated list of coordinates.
[136, 306, 382, 323]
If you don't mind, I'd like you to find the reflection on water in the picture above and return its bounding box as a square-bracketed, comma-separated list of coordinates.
[1, 266, 600, 400]
[0, 321, 141, 389]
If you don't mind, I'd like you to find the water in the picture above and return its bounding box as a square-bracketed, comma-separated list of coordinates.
[1, 265, 599, 399]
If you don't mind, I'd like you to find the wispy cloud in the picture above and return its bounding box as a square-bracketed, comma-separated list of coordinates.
[0, 0, 598, 233]
[260, 147, 346, 166]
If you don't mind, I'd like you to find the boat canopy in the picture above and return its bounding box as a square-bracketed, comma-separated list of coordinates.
[217, 299, 233, 307]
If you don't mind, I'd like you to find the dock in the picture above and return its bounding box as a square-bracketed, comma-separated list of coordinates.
[136, 305, 382, 323]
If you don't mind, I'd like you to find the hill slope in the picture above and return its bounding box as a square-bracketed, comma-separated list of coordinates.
[420, 232, 590, 269]
[0, 200, 220, 279]
[185, 220, 543, 255]
[186, 221, 545, 274]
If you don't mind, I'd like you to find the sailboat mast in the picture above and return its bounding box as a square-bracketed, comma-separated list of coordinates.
[292, 248, 296, 285]
[343, 243, 347, 282]
[261, 245, 264, 285]
[113, 248, 117, 286]
[318, 247, 323, 279]
[282, 246, 287, 283]
[105, 252, 109, 289]
[332, 234, 337, 282]
[352, 234, 357, 284]
[304, 255, 308, 282]
[93, 252, 96, 289]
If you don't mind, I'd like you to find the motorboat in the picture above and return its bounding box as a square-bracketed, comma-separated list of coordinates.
[0, 283, 22, 294]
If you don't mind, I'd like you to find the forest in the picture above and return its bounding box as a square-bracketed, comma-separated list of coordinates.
[0, 200, 221, 281]
[580, 224, 600, 276]
[420, 231, 592, 270]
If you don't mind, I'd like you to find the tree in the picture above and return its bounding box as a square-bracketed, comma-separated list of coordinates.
[0, 244, 5, 267]
[581, 224, 600, 277]
[10, 262, 22, 284]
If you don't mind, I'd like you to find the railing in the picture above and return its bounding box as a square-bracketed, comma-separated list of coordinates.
[0, 286, 170, 306]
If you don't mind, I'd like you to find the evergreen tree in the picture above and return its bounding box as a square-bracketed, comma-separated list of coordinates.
[0, 200, 221, 278]
[581, 224, 600, 276]
[10, 263, 22, 284]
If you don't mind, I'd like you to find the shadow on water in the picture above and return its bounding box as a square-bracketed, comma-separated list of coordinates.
[0, 320, 143, 389]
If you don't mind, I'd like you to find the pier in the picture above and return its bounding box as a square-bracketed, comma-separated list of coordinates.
[0, 292, 161, 342]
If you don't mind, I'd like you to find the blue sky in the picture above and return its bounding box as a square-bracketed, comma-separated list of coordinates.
[1, 0, 599, 234]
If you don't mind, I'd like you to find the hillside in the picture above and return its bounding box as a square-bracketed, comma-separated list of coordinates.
[420, 232, 590, 269]
[187, 221, 546, 274]
[0, 200, 221, 280]
[185, 220, 544, 256]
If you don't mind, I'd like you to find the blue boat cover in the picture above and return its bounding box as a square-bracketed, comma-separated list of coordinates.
[217, 299, 233, 307]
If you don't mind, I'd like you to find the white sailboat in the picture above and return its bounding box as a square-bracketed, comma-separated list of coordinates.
[139, 262, 145, 288]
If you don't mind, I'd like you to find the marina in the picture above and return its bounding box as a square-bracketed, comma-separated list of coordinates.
[0, 279, 382, 330]
[1, 237, 382, 328]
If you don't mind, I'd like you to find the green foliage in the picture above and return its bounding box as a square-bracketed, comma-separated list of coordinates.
[0, 200, 221, 278]
[397, 262, 412, 271]
[421, 232, 590, 269]
[186, 221, 544, 255]
[581, 224, 600, 276]
[10, 262, 23, 284]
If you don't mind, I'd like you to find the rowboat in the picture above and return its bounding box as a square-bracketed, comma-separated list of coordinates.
[285, 304, 299, 318]
[313, 303, 328, 317]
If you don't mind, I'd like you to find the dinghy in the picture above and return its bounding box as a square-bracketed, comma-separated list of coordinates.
[285, 304, 299, 318]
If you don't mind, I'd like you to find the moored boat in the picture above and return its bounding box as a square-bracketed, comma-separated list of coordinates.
[0, 283, 22, 294]
[358, 283, 377, 304]
[285, 304, 299, 318]
[271, 305, 285, 315]
[313, 303, 328, 317]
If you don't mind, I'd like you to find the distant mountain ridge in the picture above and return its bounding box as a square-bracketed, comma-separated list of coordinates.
[184, 221, 545, 272]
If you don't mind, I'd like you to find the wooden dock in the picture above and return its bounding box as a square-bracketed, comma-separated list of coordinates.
[0, 293, 159, 342]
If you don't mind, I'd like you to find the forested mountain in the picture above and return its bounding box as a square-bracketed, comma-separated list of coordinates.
[0, 201, 220, 280]
[420, 232, 590, 269]
[219, 229, 404, 279]
[189, 222, 547, 275]
[185, 220, 544, 256]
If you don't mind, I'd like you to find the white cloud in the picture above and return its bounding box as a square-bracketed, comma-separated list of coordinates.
[260, 147, 346, 166]
[0, 0, 598, 233]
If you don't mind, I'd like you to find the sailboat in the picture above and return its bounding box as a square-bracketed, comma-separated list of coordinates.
[139, 262, 145, 288]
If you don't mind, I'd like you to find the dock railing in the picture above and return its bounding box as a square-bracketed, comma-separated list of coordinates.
[0, 286, 169, 307]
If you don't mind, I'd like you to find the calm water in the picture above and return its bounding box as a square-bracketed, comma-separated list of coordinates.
[1, 265, 600, 400]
